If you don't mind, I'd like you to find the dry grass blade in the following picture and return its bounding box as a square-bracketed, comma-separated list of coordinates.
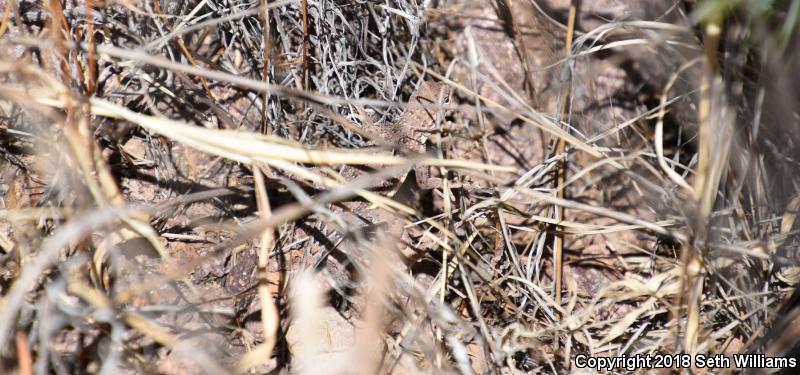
[236, 166, 280, 373]
[553, 0, 578, 336]
[26, 90, 515, 174]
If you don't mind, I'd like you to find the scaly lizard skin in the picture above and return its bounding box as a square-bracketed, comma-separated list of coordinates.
[388, 81, 452, 191]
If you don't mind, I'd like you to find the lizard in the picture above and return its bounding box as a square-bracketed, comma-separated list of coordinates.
[342, 81, 457, 209]
[359, 81, 455, 260]
[383, 81, 453, 195]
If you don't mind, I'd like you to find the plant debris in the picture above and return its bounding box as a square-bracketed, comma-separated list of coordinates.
[1, 0, 800, 374]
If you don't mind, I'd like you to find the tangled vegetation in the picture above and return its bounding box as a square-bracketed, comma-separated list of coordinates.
[1, 0, 799, 373]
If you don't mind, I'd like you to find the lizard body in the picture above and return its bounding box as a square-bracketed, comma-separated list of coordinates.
[387, 81, 452, 191]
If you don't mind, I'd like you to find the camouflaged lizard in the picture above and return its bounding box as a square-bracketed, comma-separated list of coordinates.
[385, 81, 452, 192]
